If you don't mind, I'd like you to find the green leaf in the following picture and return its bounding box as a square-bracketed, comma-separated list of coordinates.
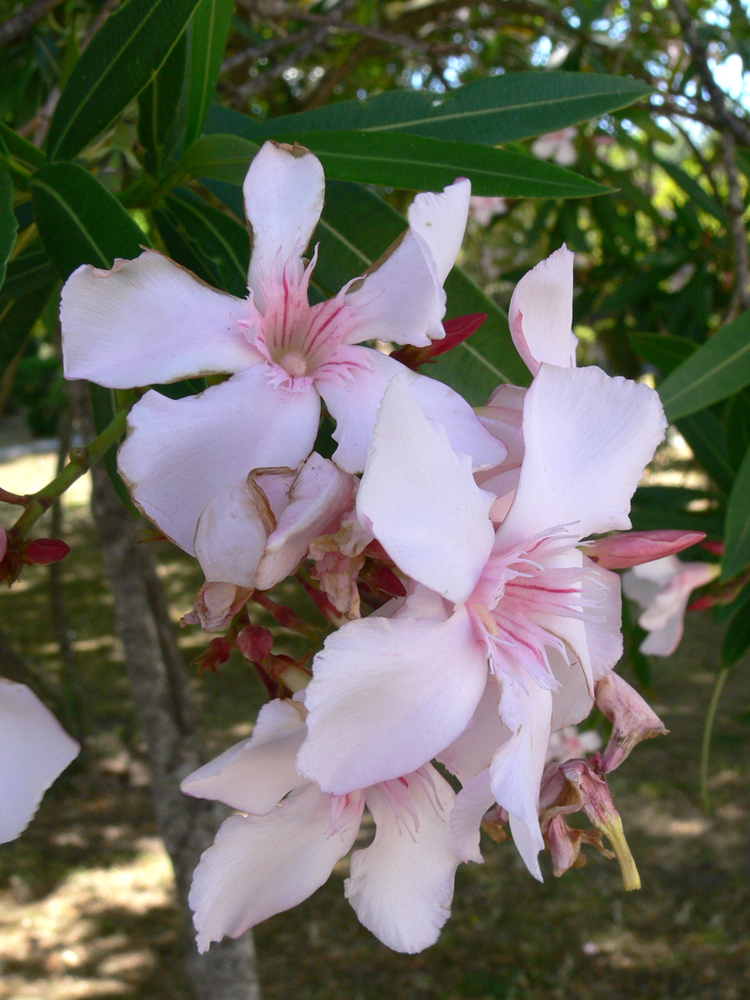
[721, 582, 750, 666]
[0, 122, 47, 170]
[0, 282, 57, 372]
[30, 163, 150, 279]
[0, 246, 57, 303]
[47, 0, 201, 161]
[722, 443, 750, 581]
[184, 0, 235, 149]
[659, 311, 750, 421]
[629, 332, 697, 377]
[675, 412, 734, 495]
[285, 131, 609, 198]
[227, 72, 651, 146]
[0, 167, 18, 290]
[179, 133, 260, 183]
[319, 181, 530, 400]
[181, 131, 608, 198]
[659, 161, 727, 222]
[161, 190, 248, 296]
[723, 392, 750, 471]
[137, 31, 187, 177]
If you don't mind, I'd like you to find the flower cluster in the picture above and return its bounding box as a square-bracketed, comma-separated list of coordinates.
[59, 141, 704, 954]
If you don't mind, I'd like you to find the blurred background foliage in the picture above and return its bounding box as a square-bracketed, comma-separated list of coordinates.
[1, 0, 750, 730]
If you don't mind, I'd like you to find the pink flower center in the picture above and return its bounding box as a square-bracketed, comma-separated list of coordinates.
[468, 528, 605, 692]
[239, 249, 364, 390]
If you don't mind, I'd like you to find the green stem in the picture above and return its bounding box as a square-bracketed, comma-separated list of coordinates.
[700, 666, 729, 812]
[9, 409, 127, 539]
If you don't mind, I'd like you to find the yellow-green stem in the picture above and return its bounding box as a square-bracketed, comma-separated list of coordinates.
[10, 410, 127, 540]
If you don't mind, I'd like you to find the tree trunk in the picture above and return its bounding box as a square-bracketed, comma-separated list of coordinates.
[89, 458, 262, 1000]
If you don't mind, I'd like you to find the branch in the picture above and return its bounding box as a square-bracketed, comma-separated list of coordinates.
[720, 130, 750, 318]
[670, 0, 750, 148]
[0, 0, 65, 48]
[9, 408, 127, 541]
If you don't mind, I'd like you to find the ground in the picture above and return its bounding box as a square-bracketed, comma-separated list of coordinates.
[0, 440, 748, 1000]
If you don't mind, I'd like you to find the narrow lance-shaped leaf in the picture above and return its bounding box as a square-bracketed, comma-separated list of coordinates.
[47, 0, 201, 161]
[30, 162, 150, 278]
[29, 163, 146, 514]
[659, 310, 750, 421]
[0, 246, 57, 304]
[138, 31, 188, 177]
[721, 582, 750, 666]
[210, 72, 651, 146]
[675, 412, 734, 495]
[0, 167, 18, 290]
[184, 0, 235, 148]
[722, 443, 750, 581]
[181, 130, 610, 198]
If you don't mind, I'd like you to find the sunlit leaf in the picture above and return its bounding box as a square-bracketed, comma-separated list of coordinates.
[47, 0, 201, 161]
[659, 310, 750, 420]
[223, 72, 651, 146]
[722, 443, 750, 581]
[30, 162, 149, 279]
[0, 167, 17, 290]
[184, 0, 235, 148]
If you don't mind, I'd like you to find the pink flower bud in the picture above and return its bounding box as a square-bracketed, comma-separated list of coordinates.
[582, 530, 705, 569]
[23, 537, 71, 565]
[389, 313, 487, 370]
[236, 625, 274, 662]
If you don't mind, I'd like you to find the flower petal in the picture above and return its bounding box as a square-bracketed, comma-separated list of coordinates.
[181, 700, 307, 815]
[118, 367, 320, 554]
[437, 676, 508, 785]
[407, 178, 471, 285]
[344, 231, 446, 347]
[188, 783, 361, 952]
[508, 246, 577, 376]
[62, 250, 257, 388]
[451, 767, 496, 863]
[496, 364, 667, 551]
[0, 679, 79, 844]
[347, 765, 461, 953]
[490, 679, 552, 880]
[194, 478, 272, 588]
[244, 142, 325, 300]
[319, 346, 507, 475]
[256, 454, 355, 590]
[298, 604, 488, 795]
[357, 374, 495, 605]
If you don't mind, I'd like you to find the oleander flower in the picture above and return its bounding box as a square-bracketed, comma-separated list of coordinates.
[297, 365, 666, 877]
[0, 678, 79, 843]
[623, 555, 720, 655]
[182, 698, 462, 954]
[61, 141, 504, 554]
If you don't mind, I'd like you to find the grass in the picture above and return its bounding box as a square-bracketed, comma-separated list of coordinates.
[1, 468, 749, 1000]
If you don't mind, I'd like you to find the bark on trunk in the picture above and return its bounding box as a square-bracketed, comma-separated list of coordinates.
[89, 459, 262, 1000]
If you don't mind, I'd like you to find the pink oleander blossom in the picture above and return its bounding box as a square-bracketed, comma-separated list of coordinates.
[623, 555, 720, 655]
[61, 141, 504, 554]
[297, 365, 666, 877]
[531, 128, 578, 166]
[0, 679, 79, 843]
[181, 698, 462, 954]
